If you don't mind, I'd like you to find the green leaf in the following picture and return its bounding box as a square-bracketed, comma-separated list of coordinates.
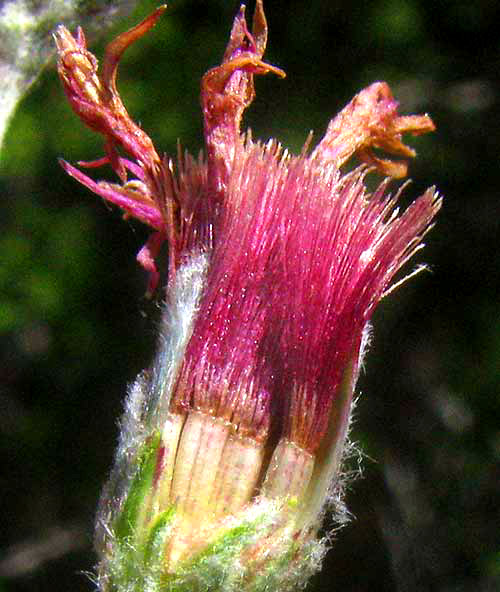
[144, 506, 176, 568]
[115, 431, 162, 542]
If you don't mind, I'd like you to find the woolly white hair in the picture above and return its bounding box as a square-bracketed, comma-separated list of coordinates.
[95, 251, 208, 552]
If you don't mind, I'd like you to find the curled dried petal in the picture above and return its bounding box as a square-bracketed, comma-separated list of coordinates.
[201, 2, 285, 199]
[54, 8, 165, 180]
[312, 81, 435, 178]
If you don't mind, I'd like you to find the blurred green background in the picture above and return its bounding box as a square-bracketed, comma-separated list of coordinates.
[1, 0, 498, 591]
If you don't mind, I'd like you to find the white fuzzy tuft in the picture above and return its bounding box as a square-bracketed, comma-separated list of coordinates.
[149, 251, 209, 423]
[94, 251, 209, 560]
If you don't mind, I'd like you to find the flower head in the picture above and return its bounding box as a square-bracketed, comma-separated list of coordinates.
[55, 2, 441, 591]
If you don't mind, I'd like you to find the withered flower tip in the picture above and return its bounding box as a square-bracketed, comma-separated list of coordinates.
[55, 2, 441, 591]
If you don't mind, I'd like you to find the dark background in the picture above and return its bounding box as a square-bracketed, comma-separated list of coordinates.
[1, 1, 498, 591]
